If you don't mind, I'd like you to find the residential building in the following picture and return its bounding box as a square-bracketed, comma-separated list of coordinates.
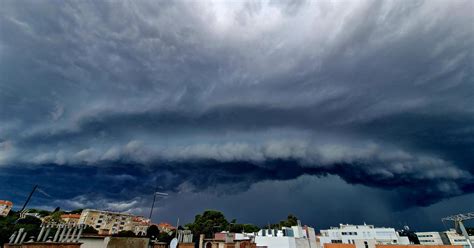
[416, 230, 474, 247]
[158, 222, 176, 233]
[444, 230, 474, 247]
[0, 200, 13, 217]
[132, 216, 152, 236]
[254, 223, 318, 248]
[204, 232, 256, 248]
[61, 213, 81, 225]
[319, 224, 410, 248]
[323, 244, 462, 248]
[78, 209, 150, 235]
[416, 232, 448, 245]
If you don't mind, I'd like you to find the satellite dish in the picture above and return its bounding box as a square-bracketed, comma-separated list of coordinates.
[170, 238, 178, 248]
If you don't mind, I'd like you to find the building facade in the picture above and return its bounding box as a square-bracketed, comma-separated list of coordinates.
[416, 232, 449, 245]
[0, 200, 13, 217]
[416, 230, 474, 247]
[254, 225, 318, 248]
[319, 224, 410, 248]
[78, 209, 150, 235]
[158, 222, 176, 233]
[61, 214, 81, 225]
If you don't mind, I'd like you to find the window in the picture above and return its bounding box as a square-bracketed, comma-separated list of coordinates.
[331, 240, 342, 243]
[364, 241, 368, 248]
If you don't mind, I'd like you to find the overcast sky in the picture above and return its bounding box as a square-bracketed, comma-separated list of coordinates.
[0, 0, 473, 231]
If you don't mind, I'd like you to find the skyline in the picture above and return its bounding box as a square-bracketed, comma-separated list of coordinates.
[0, 0, 473, 231]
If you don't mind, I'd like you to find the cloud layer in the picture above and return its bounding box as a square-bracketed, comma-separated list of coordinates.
[1, 0, 473, 228]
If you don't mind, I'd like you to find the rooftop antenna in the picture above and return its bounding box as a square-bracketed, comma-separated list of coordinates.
[149, 187, 168, 220]
[19, 185, 38, 213]
[442, 212, 474, 248]
[175, 217, 180, 238]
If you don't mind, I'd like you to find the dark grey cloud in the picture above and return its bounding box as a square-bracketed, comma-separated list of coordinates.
[1, 0, 473, 229]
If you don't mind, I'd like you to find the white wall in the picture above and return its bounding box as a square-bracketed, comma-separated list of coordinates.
[319, 224, 407, 248]
[79, 237, 108, 248]
[255, 236, 296, 248]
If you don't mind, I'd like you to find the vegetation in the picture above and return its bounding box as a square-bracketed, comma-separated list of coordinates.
[114, 230, 137, 237]
[185, 210, 260, 239]
[157, 230, 176, 243]
[0, 211, 42, 246]
[147, 225, 160, 239]
[268, 214, 299, 229]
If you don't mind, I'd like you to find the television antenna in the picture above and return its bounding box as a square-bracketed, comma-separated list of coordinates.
[442, 212, 474, 248]
[149, 188, 168, 220]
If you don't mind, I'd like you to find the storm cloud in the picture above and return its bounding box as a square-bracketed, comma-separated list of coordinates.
[0, 0, 473, 229]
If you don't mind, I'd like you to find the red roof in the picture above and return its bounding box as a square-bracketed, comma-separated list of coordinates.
[0, 200, 13, 206]
[61, 214, 81, 219]
[158, 222, 176, 229]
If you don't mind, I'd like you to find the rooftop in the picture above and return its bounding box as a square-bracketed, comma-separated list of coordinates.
[61, 214, 81, 219]
[0, 200, 13, 206]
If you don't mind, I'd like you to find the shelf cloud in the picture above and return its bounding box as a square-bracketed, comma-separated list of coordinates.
[0, 0, 473, 228]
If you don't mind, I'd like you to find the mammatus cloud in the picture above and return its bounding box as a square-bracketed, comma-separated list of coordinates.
[0, 0, 473, 226]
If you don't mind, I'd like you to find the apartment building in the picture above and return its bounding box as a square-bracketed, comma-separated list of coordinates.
[60, 213, 81, 225]
[319, 224, 410, 248]
[255, 224, 318, 248]
[78, 209, 150, 235]
[416, 230, 474, 247]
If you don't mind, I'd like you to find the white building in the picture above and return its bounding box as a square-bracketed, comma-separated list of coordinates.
[255, 224, 317, 248]
[319, 224, 410, 248]
[416, 230, 474, 247]
[416, 232, 445, 245]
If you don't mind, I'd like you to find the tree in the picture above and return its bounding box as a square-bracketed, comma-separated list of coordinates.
[158, 231, 175, 243]
[229, 223, 260, 233]
[0, 214, 42, 246]
[147, 225, 160, 239]
[186, 210, 229, 238]
[115, 230, 137, 237]
[268, 214, 299, 229]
